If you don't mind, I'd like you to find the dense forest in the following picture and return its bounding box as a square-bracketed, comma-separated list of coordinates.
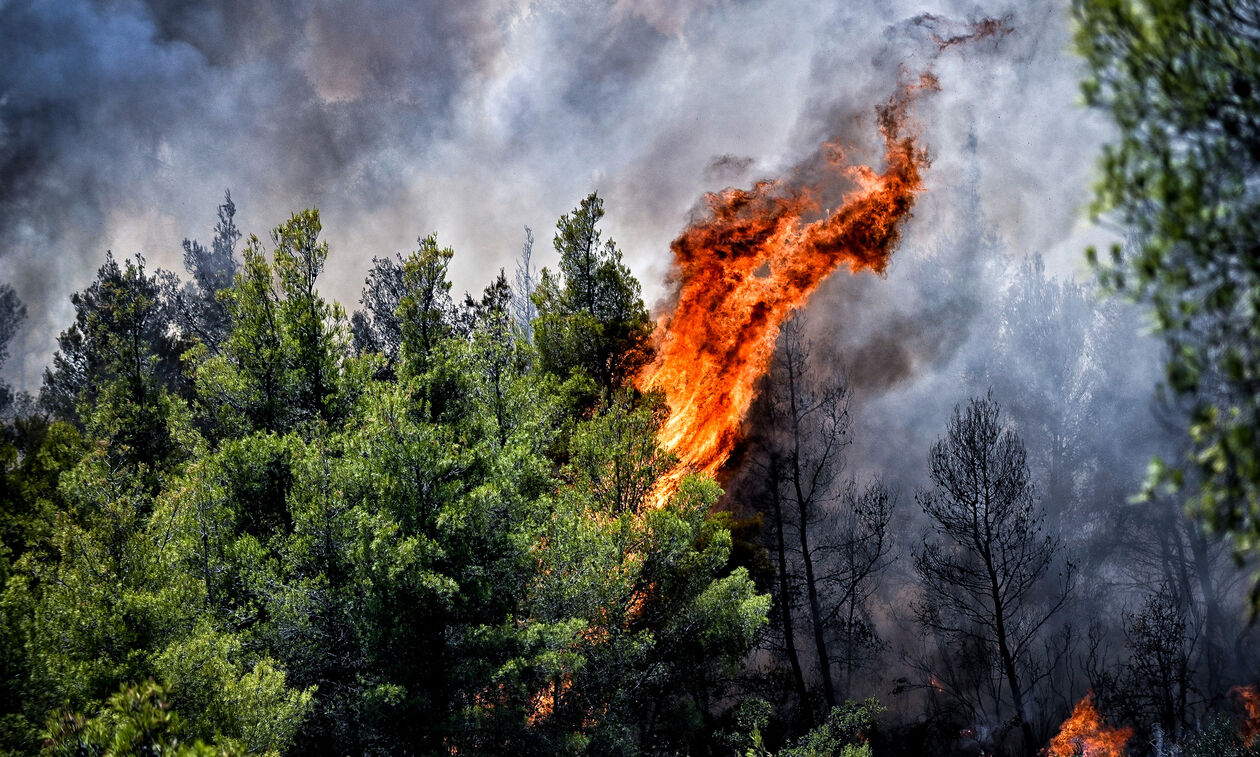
[3, 0, 1260, 756]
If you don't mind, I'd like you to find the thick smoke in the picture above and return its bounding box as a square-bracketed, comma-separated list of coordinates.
[2, 0, 1106, 394]
[0, 0, 516, 386]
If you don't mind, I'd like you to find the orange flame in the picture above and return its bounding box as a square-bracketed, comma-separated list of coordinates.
[527, 677, 573, 727]
[1043, 693, 1132, 757]
[635, 76, 934, 503]
[1233, 685, 1260, 746]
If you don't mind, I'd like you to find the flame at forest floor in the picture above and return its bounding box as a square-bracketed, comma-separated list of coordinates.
[1043, 693, 1132, 757]
[1234, 685, 1260, 746]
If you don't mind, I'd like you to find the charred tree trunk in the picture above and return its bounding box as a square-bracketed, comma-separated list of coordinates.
[784, 344, 837, 708]
[989, 558, 1036, 757]
[769, 459, 811, 721]
[796, 479, 835, 708]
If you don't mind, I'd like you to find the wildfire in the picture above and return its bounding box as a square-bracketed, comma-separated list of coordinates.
[527, 677, 573, 727]
[635, 75, 934, 504]
[1233, 685, 1260, 746]
[1043, 693, 1132, 757]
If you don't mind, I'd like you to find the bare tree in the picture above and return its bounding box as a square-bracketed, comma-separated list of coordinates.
[752, 316, 895, 716]
[824, 479, 895, 692]
[757, 450, 811, 718]
[914, 392, 1074, 757]
[1123, 584, 1194, 740]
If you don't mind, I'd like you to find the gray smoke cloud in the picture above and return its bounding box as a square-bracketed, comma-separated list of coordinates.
[0, 0, 1111, 393]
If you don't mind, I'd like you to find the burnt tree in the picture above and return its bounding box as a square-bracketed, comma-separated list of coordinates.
[914, 393, 1073, 757]
[752, 316, 894, 718]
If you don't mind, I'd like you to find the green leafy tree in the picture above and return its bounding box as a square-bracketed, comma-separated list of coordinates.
[197, 210, 348, 436]
[565, 393, 674, 516]
[721, 697, 883, 757]
[151, 627, 313, 754]
[43, 680, 239, 757]
[3, 205, 771, 757]
[466, 270, 532, 449]
[523, 400, 769, 754]
[397, 234, 457, 380]
[1179, 711, 1260, 757]
[0, 415, 84, 754]
[777, 698, 883, 757]
[9, 418, 309, 755]
[40, 256, 188, 475]
[16, 447, 181, 716]
[1075, 0, 1260, 599]
[272, 211, 342, 423]
[221, 313, 557, 752]
[533, 193, 653, 396]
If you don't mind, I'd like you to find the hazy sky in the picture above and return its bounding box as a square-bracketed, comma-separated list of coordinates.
[0, 0, 1115, 390]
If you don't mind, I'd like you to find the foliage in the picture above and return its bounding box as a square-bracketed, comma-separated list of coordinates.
[0, 196, 769, 755]
[1179, 712, 1260, 757]
[1075, 0, 1260, 599]
[39, 255, 188, 477]
[43, 680, 240, 757]
[0, 166, 1257, 756]
[533, 192, 653, 396]
[775, 698, 883, 757]
[397, 234, 457, 380]
[195, 210, 349, 437]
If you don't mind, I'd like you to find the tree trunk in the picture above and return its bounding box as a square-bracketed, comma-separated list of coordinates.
[797, 492, 836, 708]
[989, 563, 1036, 757]
[786, 375, 836, 700]
[770, 461, 811, 719]
[1187, 522, 1226, 698]
[785, 355, 837, 708]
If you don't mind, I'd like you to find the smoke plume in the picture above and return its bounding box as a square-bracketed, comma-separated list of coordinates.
[2, 0, 1109, 397]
